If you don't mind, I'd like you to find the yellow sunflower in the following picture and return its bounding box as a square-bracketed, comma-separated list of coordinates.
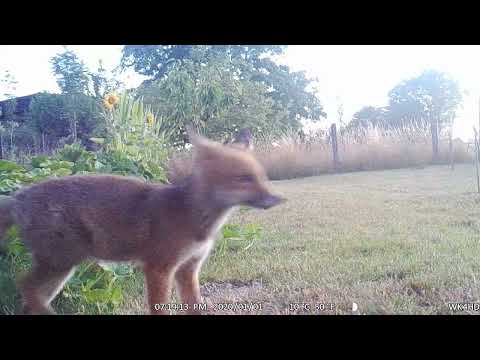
[146, 113, 155, 125]
[103, 99, 114, 110]
[103, 93, 119, 110]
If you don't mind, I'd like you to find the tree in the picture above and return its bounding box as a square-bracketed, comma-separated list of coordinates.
[90, 60, 123, 99]
[50, 48, 92, 143]
[49, 49, 109, 145]
[0, 69, 18, 100]
[389, 70, 461, 134]
[29, 92, 102, 151]
[387, 70, 462, 158]
[29, 92, 70, 151]
[121, 45, 285, 80]
[121, 45, 326, 131]
[0, 69, 18, 120]
[63, 94, 103, 143]
[136, 55, 288, 146]
[0, 69, 19, 158]
[346, 70, 462, 155]
[347, 106, 387, 135]
[51, 48, 92, 96]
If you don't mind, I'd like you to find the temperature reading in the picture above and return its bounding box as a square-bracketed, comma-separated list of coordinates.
[315, 303, 336, 311]
[289, 303, 311, 312]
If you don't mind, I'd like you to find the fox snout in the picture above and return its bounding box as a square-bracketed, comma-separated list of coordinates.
[246, 193, 286, 209]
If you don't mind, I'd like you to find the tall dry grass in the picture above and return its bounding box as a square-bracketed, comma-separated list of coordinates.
[166, 129, 473, 183]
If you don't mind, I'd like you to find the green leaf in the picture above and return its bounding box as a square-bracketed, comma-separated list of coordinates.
[52, 168, 72, 177]
[110, 287, 123, 306]
[83, 288, 109, 304]
[30, 156, 49, 168]
[46, 160, 74, 171]
[0, 160, 24, 173]
[222, 224, 241, 239]
[89, 137, 105, 144]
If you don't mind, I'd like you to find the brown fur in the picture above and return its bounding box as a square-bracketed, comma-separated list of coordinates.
[0, 128, 285, 315]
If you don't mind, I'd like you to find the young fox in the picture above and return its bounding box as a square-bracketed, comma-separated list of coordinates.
[0, 128, 285, 315]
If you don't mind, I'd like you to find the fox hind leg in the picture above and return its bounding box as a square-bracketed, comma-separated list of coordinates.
[17, 228, 87, 315]
[19, 258, 75, 315]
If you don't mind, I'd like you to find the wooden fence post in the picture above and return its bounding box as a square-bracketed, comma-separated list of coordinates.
[330, 123, 339, 171]
[431, 116, 439, 163]
[449, 126, 454, 171]
[474, 127, 480, 194]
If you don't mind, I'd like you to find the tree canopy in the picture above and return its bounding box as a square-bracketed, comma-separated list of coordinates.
[348, 70, 463, 138]
[50, 49, 91, 96]
[122, 45, 326, 137]
[0, 69, 18, 100]
[135, 54, 289, 145]
[387, 70, 462, 134]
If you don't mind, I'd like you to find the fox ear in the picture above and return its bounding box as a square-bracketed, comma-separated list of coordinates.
[186, 125, 219, 160]
[229, 128, 254, 151]
[186, 125, 212, 147]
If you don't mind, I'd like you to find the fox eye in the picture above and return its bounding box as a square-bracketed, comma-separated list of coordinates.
[236, 175, 255, 183]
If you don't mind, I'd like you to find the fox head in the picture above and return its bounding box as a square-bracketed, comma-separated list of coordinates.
[187, 127, 285, 210]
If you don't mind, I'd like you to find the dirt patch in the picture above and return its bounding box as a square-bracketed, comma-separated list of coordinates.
[119, 279, 269, 315]
[201, 280, 268, 314]
[201, 282, 339, 315]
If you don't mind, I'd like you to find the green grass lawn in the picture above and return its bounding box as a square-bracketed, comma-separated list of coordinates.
[2, 164, 480, 315]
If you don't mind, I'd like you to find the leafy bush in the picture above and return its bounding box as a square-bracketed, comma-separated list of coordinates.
[97, 93, 171, 183]
[56, 140, 166, 181]
[29, 92, 103, 150]
[58, 261, 133, 314]
[55, 142, 97, 173]
[95, 149, 142, 177]
[0, 158, 75, 195]
[214, 223, 263, 259]
[0, 160, 30, 194]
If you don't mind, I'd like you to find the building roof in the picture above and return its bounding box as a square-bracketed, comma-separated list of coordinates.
[0, 93, 41, 115]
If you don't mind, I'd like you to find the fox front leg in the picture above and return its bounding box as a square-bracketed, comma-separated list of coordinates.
[144, 263, 175, 315]
[175, 257, 204, 315]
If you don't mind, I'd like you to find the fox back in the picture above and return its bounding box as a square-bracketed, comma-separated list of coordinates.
[1, 128, 285, 315]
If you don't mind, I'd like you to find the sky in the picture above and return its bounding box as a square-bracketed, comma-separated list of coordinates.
[1, 45, 479, 141]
